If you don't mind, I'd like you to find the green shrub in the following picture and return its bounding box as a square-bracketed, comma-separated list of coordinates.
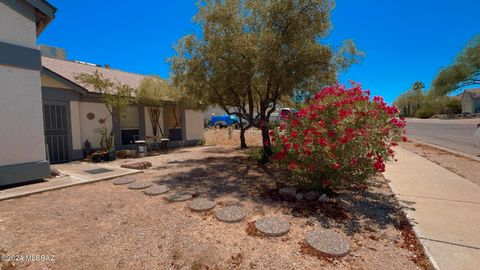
[415, 104, 436, 119]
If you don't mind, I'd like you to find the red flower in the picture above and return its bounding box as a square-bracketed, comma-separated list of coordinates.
[332, 163, 340, 170]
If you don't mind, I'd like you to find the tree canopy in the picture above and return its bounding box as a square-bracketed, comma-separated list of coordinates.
[170, 0, 362, 156]
[431, 36, 480, 96]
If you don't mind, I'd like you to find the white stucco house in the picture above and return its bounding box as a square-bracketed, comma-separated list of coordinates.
[459, 88, 480, 114]
[0, 0, 204, 186]
[0, 0, 56, 186]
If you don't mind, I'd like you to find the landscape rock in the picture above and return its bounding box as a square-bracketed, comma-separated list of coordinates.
[121, 161, 152, 170]
[295, 192, 304, 201]
[306, 230, 351, 257]
[318, 194, 329, 203]
[279, 187, 297, 199]
[304, 191, 320, 201]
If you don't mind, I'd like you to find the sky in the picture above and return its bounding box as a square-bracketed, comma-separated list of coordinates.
[38, 0, 480, 104]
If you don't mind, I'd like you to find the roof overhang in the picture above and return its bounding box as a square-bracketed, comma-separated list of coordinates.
[42, 67, 89, 96]
[24, 0, 57, 36]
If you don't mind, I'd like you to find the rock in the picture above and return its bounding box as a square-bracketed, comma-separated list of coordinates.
[295, 192, 304, 201]
[164, 192, 193, 202]
[215, 206, 246, 223]
[318, 194, 329, 203]
[304, 191, 320, 201]
[189, 198, 216, 212]
[279, 187, 297, 199]
[50, 167, 61, 176]
[127, 181, 152, 190]
[306, 230, 351, 257]
[112, 177, 135, 185]
[143, 185, 170, 196]
[121, 161, 152, 170]
[255, 216, 291, 237]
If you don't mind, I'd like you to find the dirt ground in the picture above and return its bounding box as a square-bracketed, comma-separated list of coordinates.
[204, 128, 262, 148]
[401, 141, 480, 187]
[0, 141, 426, 270]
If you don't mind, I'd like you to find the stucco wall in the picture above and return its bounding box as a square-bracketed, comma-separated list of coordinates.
[185, 110, 205, 141]
[0, 66, 46, 165]
[0, 1, 36, 48]
[144, 107, 165, 139]
[462, 94, 474, 114]
[70, 101, 82, 150]
[79, 102, 112, 149]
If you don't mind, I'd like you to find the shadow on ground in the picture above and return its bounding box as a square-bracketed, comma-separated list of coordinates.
[151, 151, 408, 235]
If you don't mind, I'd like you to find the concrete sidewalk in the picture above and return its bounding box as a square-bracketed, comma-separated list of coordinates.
[384, 147, 480, 270]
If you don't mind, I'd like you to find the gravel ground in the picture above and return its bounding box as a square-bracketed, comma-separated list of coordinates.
[400, 141, 480, 187]
[0, 141, 423, 269]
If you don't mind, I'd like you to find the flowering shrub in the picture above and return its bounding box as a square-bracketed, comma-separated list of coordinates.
[271, 84, 406, 190]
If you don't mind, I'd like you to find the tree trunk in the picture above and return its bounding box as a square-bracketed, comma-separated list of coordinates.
[240, 127, 247, 149]
[260, 112, 272, 163]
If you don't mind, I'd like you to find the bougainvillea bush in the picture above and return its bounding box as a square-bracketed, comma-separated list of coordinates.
[271, 84, 406, 191]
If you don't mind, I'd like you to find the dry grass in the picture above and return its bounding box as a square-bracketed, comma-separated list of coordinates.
[204, 128, 262, 148]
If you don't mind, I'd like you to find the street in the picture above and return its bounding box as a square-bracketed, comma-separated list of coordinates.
[405, 118, 480, 155]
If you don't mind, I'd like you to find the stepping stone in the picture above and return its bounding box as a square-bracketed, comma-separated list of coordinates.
[189, 198, 216, 212]
[215, 206, 246, 223]
[127, 182, 152, 190]
[255, 216, 290, 237]
[143, 185, 170, 196]
[112, 177, 135, 185]
[164, 192, 193, 202]
[305, 230, 350, 258]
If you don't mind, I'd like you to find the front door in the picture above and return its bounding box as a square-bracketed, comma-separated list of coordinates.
[43, 101, 70, 163]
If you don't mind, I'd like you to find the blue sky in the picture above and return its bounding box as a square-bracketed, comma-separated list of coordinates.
[38, 0, 479, 103]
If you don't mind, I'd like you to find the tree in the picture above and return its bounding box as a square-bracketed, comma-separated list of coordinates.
[171, 0, 362, 160]
[431, 36, 480, 96]
[393, 81, 425, 117]
[75, 71, 133, 151]
[137, 76, 170, 139]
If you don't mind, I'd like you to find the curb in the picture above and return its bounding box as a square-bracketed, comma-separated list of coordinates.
[390, 190, 440, 270]
[407, 138, 480, 163]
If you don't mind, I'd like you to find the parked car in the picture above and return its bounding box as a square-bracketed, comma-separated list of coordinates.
[270, 108, 298, 123]
[211, 114, 240, 129]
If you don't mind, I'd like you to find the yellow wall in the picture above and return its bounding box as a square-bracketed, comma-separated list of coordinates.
[79, 102, 112, 149]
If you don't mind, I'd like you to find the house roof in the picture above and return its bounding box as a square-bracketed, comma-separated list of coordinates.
[41, 56, 147, 94]
[24, 0, 57, 35]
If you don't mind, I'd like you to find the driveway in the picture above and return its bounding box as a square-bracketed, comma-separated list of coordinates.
[406, 118, 480, 155]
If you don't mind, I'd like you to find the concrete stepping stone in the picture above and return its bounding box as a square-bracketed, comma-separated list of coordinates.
[164, 192, 193, 202]
[255, 216, 290, 237]
[112, 177, 135, 185]
[305, 230, 350, 258]
[127, 181, 152, 190]
[189, 198, 216, 212]
[215, 205, 246, 223]
[143, 185, 170, 196]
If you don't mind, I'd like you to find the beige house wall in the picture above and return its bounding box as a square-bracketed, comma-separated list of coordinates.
[0, 1, 36, 48]
[144, 107, 164, 139]
[185, 110, 205, 141]
[0, 66, 46, 165]
[462, 94, 474, 114]
[79, 102, 112, 149]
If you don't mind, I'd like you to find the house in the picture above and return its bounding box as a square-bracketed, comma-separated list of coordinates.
[459, 88, 480, 114]
[40, 55, 204, 164]
[0, 0, 56, 186]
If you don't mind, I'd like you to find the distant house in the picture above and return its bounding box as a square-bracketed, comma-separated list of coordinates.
[0, 0, 56, 186]
[459, 88, 480, 114]
[41, 55, 205, 164]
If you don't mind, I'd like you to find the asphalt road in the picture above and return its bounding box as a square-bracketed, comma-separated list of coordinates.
[406, 118, 480, 155]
